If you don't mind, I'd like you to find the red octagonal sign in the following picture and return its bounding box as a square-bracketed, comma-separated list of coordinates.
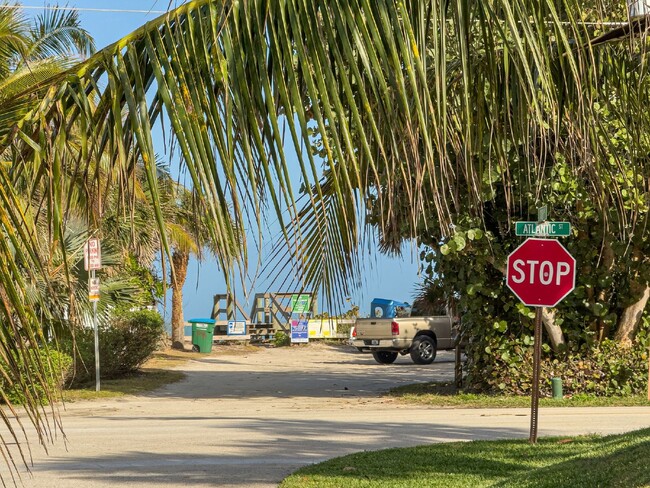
[506, 238, 576, 307]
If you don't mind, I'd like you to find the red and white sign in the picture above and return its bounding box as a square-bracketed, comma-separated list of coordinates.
[506, 238, 576, 307]
[84, 238, 102, 271]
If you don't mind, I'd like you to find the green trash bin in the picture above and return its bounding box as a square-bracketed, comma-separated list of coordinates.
[189, 318, 216, 353]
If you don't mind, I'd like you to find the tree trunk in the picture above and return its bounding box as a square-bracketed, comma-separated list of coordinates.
[541, 308, 565, 352]
[171, 250, 189, 350]
[615, 284, 650, 346]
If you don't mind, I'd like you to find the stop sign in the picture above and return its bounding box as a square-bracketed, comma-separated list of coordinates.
[506, 238, 576, 307]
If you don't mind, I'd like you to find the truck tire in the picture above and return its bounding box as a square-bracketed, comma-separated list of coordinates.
[372, 351, 398, 364]
[410, 336, 437, 364]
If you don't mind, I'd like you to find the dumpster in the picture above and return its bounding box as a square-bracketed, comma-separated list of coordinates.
[188, 318, 216, 353]
[370, 298, 412, 319]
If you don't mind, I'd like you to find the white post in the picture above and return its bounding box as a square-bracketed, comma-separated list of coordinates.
[92, 269, 100, 392]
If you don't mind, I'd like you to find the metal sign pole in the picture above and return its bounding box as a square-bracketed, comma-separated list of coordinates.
[92, 268, 100, 392]
[529, 306, 543, 443]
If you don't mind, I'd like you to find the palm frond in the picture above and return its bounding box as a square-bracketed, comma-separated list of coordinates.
[1, 2, 650, 477]
[24, 6, 95, 62]
[0, 5, 28, 77]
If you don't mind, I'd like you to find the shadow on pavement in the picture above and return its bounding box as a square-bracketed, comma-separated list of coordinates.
[32, 419, 527, 486]
[145, 368, 453, 400]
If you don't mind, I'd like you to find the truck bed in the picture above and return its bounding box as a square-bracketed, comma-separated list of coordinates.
[354, 316, 456, 350]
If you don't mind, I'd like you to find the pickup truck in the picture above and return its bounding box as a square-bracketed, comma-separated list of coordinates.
[352, 316, 458, 364]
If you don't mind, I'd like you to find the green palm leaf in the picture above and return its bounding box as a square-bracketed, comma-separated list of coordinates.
[1, 0, 650, 478]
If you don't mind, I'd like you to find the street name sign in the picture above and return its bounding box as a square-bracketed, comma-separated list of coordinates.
[515, 221, 571, 237]
[506, 238, 576, 307]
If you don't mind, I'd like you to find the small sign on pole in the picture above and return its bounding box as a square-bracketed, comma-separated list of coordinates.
[89, 277, 100, 302]
[84, 238, 102, 271]
[85, 237, 102, 392]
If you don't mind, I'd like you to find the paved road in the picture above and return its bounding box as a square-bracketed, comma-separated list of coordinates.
[4, 344, 650, 487]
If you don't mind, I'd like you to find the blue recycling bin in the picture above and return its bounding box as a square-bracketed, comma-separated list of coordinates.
[370, 298, 412, 319]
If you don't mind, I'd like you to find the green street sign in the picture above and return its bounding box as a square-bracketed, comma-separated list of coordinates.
[515, 221, 571, 237]
[290, 294, 312, 314]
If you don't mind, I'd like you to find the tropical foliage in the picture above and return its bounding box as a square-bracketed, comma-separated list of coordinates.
[64, 309, 165, 385]
[2, 0, 650, 478]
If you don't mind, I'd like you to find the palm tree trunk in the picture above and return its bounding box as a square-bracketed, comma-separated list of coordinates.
[171, 249, 189, 350]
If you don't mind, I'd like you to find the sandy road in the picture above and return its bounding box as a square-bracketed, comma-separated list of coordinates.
[4, 343, 649, 487]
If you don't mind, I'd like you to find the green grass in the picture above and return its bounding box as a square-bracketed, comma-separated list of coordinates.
[281, 428, 650, 488]
[388, 382, 650, 408]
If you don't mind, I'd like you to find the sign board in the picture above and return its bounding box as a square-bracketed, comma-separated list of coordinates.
[308, 318, 337, 338]
[227, 320, 246, 336]
[84, 238, 102, 271]
[290, 294, 311, 314]
[506, 238, 576, 307]
[290, 319, 309, 343]
[88, 277, 100, 302]
[515, 222, 571, 237]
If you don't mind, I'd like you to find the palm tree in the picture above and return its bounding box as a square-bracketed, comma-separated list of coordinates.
[158, 176, 239, 349]
[2, 0, 649, 477]
[0, 5, 94, 481]
[157, 173, 212, 349]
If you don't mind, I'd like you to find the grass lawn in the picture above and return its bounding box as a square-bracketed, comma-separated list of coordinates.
[388, 382, 650, 408]
[281, 427, 650, 488]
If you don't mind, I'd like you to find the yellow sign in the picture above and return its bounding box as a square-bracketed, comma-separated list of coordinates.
[308, 318, 337, 338]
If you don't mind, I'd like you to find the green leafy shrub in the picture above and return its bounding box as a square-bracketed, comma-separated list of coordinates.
[273, 331, 291, 347]
[66, 310, 164, 385]
[468, 338, 649, 397]
[0, 348, 72, 404]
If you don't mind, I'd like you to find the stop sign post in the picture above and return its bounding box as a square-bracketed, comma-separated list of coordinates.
[506, 237, 576, 444]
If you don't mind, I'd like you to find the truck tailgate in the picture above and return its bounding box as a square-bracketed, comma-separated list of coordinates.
[355, 319, 394, 340]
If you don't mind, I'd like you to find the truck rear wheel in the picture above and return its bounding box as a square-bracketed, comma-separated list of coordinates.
[372, 351, 398, 364]
[410, 336, 436, 364]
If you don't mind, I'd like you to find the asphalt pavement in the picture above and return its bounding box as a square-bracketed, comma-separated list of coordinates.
[3, 343, 649, 487]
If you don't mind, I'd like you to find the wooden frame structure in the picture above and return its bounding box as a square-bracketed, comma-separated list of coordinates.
[210, 291, 318, 336]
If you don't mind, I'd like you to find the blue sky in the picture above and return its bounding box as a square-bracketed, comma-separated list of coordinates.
[24, 1, 422, 319]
